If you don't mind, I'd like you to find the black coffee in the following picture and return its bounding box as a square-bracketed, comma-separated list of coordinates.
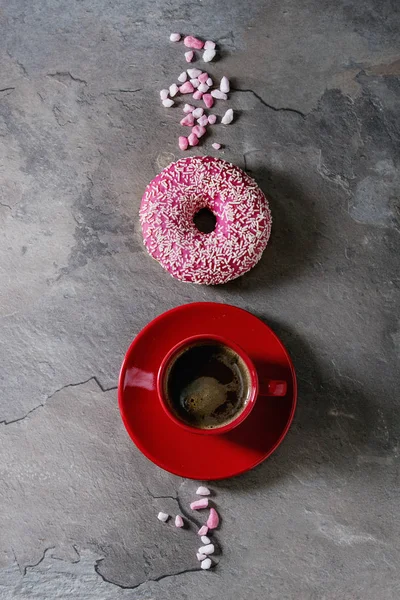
[165, 342, 250, 429]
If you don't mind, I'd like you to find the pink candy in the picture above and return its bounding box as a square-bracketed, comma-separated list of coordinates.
[180, 113, 195, 126]
[198, 525, 209, 536]
[198, 72, 209, 83]
[208, 114, 217, 125]
[175, 515, 184, 527]
[197, 115, 209, 127]
[193, 90, 203, 100]
[202, 93, 214, 109]
[184, 36, 204, 49]
[212, 143, 221, 150]
[192, 124, 206, 138]
[178, 136, 188, 151]
[179, 81, 195, 94]
[190, 498, 208, 510]
[188, 132, 199, 146]
[185, 51, 194, 63]
[207, 508, 219, 529]
[204, 40, 216, 50]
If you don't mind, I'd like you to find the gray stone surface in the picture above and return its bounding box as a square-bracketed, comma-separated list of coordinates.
[0, 0, 399, 598]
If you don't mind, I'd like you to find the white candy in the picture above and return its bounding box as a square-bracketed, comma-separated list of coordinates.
[206, 78, 213, 87]
[198, 83, 209, 93]
[190, 78, 200, 88]
[197, 552, 207, 561]
[192, 107, 204, 119]
[175, 515, 184, 528]
[204, 40, 216, 50]
[169, 83, 179, 97]
[170, 33, 181, 42]
[212, 142, 221, 150]
[187, 68, 202, 78]
[160, 89, 169, 100]
[178, 72, 188, 83]
[203, 48, 216, 63]
[201, 535, 210, 544]
[162, 98, 174, 107]
[198, 544, 214, 555]
[220, 76, 230, 93]
[201, 558, 212, 570]
[157, 512, 169, 522]
[221, 108, 234, 124]
[211, 90, 227, 100]
[196, 486, 210, 496]
[183, 103, 195, 113]
[197, 115, 209, 127]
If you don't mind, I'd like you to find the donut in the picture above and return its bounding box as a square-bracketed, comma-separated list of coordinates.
[140, 156, 272, 285]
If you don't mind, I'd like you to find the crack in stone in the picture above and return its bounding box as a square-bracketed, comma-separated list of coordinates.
[23, 547, 55, 576]
[0, 377, 117, 425]
[234, 88, 306, 117]
[0, 201, 12, 210]
[0, 87, 15, 96]
[47, 71, 87, 85]
[109, 88, 143, 93]
[94, 556, 200, 591]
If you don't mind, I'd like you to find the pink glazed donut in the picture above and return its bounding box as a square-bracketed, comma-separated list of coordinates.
[140, 156, 272, 285]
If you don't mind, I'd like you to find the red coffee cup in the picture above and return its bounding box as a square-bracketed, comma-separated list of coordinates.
[157, 334, 287, 436]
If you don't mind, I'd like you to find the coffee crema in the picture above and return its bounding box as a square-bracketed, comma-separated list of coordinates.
[165, 341, 251, 429]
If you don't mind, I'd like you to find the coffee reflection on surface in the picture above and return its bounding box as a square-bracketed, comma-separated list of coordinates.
[165, 342, 250, 429]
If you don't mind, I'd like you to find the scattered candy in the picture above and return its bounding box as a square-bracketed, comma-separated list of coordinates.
[208, 114, 217, 124]
[162, 98, 174, 107]
[198, 83, 209, 93]
[185, 51, 194, 63]
[183, 103, 195, 113]
[193, 90, 203, 100]
[211, 89, 227, 100]
[198, 544, 214, 555]
[187, 68, 202, 78]
[184, 36, 204, 50]
[197, 553, 207, 561]
[201, 535, 211, 544]
[179, 81, 195, 94]
[178, 136, 188, 151]
[169, 83, 179, 97]
[202, 93, 214, 108]
[192, 107, 204, 119]
[221, 108, 234, 125]
[198, 525, 209, 536]
[192, 124, 206, 138]
[175, 515, 184, 527]
[204, 40, 216, 50]
[206, 77, 213, 87]
[180, 113, 195, 126]
[157, 512, 169, 522]
[198, 72, 209, 83]
[188, 132, 199, 146]
[190, 78, 200, 88]
[220, 76, 230, 93]
[197, 115, 209, 127]
[203, 48, 216, 62]
[160, 89, 169, 100]
[178, 72, 188, 83]
[170, 33, 181, 42]
[190, 498, 209, 510]
[201, 558, 212, 570]
[207, 507, 220, 529]
[212, 142, 221, 150]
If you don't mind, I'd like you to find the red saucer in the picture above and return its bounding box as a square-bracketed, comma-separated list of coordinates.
[118, 303, 297, 480]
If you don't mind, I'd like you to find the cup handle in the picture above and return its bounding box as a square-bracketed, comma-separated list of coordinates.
[259, 380, 287, 397]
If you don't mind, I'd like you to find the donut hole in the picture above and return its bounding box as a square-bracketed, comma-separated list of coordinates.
[193, 207, 216, 234]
